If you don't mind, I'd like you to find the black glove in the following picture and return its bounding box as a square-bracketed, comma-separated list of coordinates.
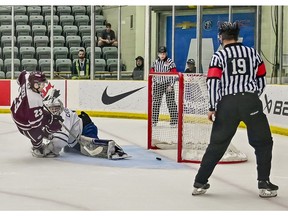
[52, 114, 64, 122]
[47, 115, 63, 132]
[78, 111, 92, 127]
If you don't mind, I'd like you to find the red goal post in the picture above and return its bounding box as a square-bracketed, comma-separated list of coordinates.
[147, 72, 248, 164]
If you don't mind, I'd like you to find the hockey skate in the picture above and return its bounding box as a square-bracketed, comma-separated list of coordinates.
[31, 144, 59, 158]
[192, 182, 210, 196]
[258, 180, 278, 198]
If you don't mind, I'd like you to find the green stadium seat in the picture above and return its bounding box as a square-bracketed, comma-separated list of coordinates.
[20, 47, 35, 59]
[60, 15, 74, 26]
[95, 15, 106, 25]
[14, 15, 29, 25]
[36, 47, 51, 60]
[79, 25, 91, 37]
[56, 59, 72, 72]
[106, 58, 123, 72]
[21, 59, 38, 71]
[42, 6, 56, 16]
[14, 6, 27, 15]
[0, 48, 2, 59]
[32, 25, 47, 37]
[82, 36, 90, 48]
[0, 15, 12, 25]
[48, 25, 62, 36]
[27, 6, 41, 16]
[45, 15, 59, 26]
[1, 36, 16, 48]
[66, 35, 81, 48]
[94, 58, 106, 72]
[29, 15, 44, 25]
[3, 47, 18, 59]
[0, 25, 12, 37]
[82, 36, 97, 48]
[63, 25, 78, 36]
[87, 47, 102, 59]
[102, 46, 118, 60]
[0, 71, 5, 79]
[39, 59, 54, 72]
[6, 71, 21, 79]
[57, 6, 71, 16]
[17, 36, 33, 47]
[87, 6, 103, 16]
[4, 59, 21, 72]
[95, 25, 106, 36]
[16, 25, 31, 36]
[34, 36, 49, 47]
[72, 6, 86, 16]
[0, 59, 3, 72]
[53, 47, 68, 59]
[0, 6, 11, 15]
[75, 15, 89, 27]
[53, 36, 65, 47]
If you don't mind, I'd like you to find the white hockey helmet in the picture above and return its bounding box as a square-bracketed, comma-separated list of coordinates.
[44, 97, 64, 115]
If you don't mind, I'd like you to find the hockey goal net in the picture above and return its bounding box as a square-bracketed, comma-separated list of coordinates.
[147, 72, 247, 163]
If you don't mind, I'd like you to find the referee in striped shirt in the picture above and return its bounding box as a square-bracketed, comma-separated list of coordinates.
[150, 46, 178, 127]
[192, 21, 278, 197]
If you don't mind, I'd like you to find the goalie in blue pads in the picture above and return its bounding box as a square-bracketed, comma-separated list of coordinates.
[41, 90, 130, 160]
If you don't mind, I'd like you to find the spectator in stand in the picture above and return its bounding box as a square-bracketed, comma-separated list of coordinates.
[71, 49, 90, 79]
[185, 59, 196, 73]
[98, 23, 118, 48]
[132, 56, 144, 80]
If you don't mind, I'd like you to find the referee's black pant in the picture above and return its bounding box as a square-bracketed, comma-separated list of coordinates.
[195, 92, 273, 184]
[152, 83, 178, 124]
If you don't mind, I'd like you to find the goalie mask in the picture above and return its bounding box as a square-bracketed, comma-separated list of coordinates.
[44, 98, 64, 115]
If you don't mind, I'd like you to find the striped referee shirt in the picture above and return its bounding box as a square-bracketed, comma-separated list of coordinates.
[207, 42, 266, 111]
[150, 57, 177, 85]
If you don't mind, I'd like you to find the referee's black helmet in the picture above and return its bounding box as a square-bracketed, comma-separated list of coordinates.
[158, 46, 167, 53]
[218, 21, 240, 41]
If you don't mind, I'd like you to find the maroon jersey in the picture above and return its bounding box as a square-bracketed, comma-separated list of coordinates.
[10, 71, 51, 131]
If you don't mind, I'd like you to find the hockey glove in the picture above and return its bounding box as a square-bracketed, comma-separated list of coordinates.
[47, 115, 63, 132]
[78, 111, 92, 127]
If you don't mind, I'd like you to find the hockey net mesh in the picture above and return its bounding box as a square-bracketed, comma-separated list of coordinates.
[148, 73, 247, 163]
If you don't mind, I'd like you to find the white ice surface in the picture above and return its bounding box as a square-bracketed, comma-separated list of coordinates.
[0, 114, 288, 211]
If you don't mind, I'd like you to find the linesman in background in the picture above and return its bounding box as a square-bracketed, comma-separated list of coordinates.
[192, 21, 278, 198]
[150, 46, 178, 127]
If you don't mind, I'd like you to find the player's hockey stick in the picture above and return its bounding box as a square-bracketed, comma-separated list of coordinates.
[42, 104, 102, 156]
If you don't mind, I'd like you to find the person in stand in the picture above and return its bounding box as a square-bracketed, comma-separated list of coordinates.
[97, 23, 118, 48]
[10, 70, 63, 158]
[192, 21, 278, 198]
[150, 46, 178, 127]
[132, 56, 144, 80]
[71, 49, 90, 79]
[185, 59, 196, 73]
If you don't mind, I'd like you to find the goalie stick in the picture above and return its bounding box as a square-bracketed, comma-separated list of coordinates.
[43, 103, 102, 156]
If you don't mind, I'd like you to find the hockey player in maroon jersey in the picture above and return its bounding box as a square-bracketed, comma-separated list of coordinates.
[10, 70, 63, 158]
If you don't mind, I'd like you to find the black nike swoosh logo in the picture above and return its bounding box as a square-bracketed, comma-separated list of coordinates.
[101, 86, 145, 105]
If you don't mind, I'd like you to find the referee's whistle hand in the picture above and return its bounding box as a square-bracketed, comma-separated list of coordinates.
[208, 111, 216, 122]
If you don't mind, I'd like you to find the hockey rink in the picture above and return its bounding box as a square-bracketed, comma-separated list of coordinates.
[0, 113, 288, 212]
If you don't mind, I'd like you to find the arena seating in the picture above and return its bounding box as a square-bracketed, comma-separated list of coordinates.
[0, 5, 126, 79]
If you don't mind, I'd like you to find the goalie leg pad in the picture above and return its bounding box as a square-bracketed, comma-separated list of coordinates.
[80, 137, 114, 158]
